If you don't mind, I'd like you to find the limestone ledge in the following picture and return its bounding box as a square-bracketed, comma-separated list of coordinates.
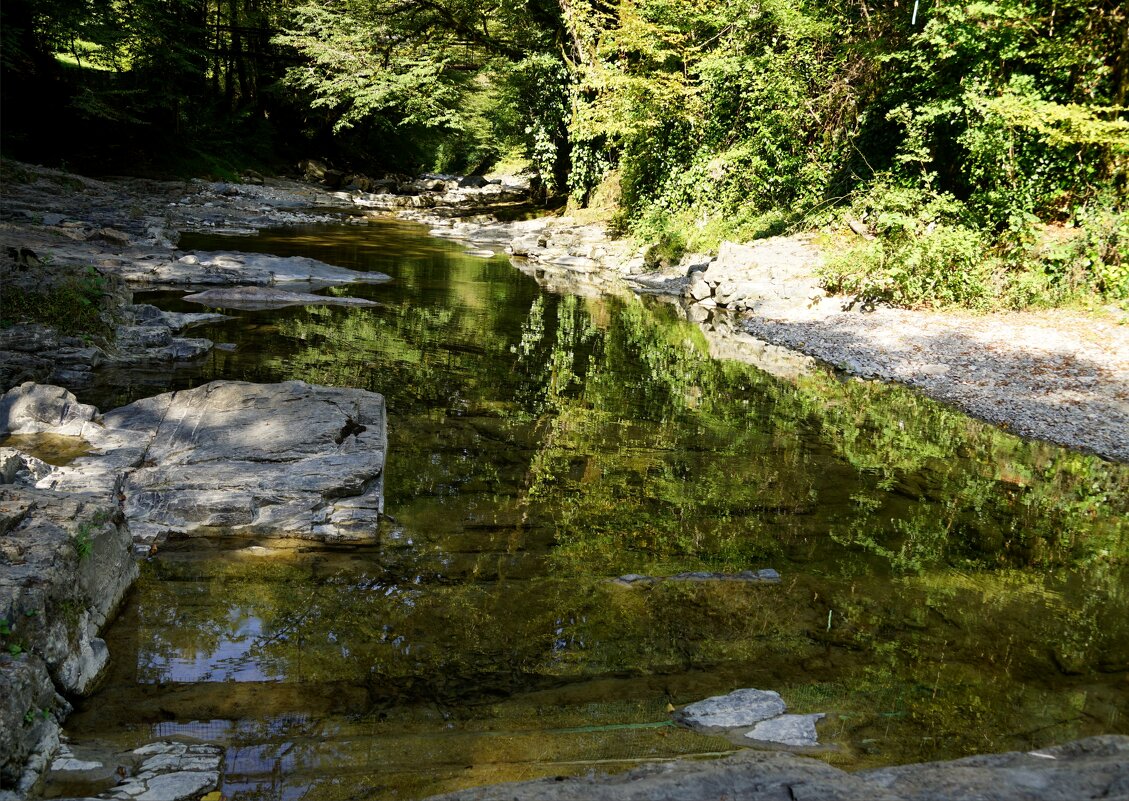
[422, 735, 1129, 801]
[40, 741, 223, 801]
[0, 379, 388, 795]
[0, 486, 136, 795]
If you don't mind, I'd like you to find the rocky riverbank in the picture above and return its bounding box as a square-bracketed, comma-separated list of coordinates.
[398, 205, 1129, 464]
[0, 487, 135, 796]
[6, 158, 1123, 466]
[0, 379, 387, 796]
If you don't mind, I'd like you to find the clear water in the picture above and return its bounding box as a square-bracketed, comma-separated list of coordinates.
[51, 219, 1129, 799]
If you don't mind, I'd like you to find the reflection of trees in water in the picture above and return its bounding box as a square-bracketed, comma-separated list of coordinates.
[101, 266, 1129, 790]
[502, 292, 1128, 576]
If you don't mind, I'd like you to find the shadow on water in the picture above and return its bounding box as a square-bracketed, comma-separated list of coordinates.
[52, 219, 1129, 800]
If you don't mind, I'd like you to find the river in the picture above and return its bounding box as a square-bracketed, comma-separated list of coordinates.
[49, 218, 1129, 799]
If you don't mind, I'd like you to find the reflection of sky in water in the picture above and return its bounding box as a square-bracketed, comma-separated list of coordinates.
[140, 607, 276, 683]
[152, 718, 310, 800]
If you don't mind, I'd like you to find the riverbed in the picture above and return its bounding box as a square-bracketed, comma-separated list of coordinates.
[45, 218, 1129, 799]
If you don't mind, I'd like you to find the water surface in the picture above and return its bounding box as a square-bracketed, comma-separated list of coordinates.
[56, 219, 1129, 799]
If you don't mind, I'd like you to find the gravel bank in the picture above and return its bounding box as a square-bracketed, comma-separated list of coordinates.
[738, 303, 1129, 463]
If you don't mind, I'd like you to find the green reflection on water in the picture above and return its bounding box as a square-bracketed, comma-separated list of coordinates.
[62, 220, 1128, 800]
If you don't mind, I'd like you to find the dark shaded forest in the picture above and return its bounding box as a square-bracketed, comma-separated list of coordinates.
[2, 0, 1127, 307]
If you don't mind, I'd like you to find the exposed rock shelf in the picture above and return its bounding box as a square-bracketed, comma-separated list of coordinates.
[0, 487, 136, 796]
[1, 380, 388, 548]
[420, 735, 1129, 801]
[0, 379, 388, 795]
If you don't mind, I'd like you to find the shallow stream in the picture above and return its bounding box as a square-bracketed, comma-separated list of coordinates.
[53, 219, 1129, 799]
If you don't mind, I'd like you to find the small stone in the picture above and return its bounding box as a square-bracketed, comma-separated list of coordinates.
[745, 713, 826, 746]
[674, 688, 787, 730]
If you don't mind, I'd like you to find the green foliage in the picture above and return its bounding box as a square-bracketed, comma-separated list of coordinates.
[272, 0, 568, 176]
[6, 0, 1125, 306]
[557, 0, 1126, 309]
[823, 180, 1129, 309]
[73, 522, 96, 560]
[1, 266, 113, 337]
[821, 182, 994, 308]
[276, 5, 461, 134]
[828, 225, 993, 309]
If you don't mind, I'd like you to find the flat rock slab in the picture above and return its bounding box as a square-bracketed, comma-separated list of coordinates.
[2, 380, 387, 546]
[674, 688, 786, 731]
[145, 251, 392, 287]
[45, 741, 224, 801]
[182, 285, 380, 310]
[420, 735, 1129, 801]
[613, 569, 781, 587]
[745, 713, 826, 747]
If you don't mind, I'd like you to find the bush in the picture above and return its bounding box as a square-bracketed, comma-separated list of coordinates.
[825, 224, 993, 309]
[1, 266, 114, 339]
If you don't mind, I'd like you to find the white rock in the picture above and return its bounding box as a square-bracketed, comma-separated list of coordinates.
[674, 688, 786, 730]
[745, 713, 826, 746]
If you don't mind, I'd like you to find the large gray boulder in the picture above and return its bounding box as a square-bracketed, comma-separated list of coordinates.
[421, 735, 1129, 800]
[0, 383, 98, 436]
[2, 380, 387, 547]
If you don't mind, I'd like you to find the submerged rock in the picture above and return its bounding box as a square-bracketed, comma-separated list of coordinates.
[182, 285, 381, 310]
[43, 741, 224, 801]
[612, 568, 781, 587]
[420, 735, 1129, 801]
[674, 688, 787, 731]
[745, 713, 826, 747]
[1, 380, 388, 548]
[122, 251, 392, 287]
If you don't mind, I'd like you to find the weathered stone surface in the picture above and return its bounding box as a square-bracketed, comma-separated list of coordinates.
[44, 741, 224, 801]
[0, 487, 137, 696]
[122, 250, 391, 288]
[0, 485, 134, 795]
[182, 285, 381, 310]
[0, 383, 98, 437]
[745, 713, 826, 747]
[673, 688, 787, 731]
[688, 273, 712, 301]
[420, 736, 1129, 801]
[0, 655, 65, 795]
[613, 569, 781, 587]
[4, 381, 387, 547]
[352, 172, 530, 213]
[0, 449, 54, 485]
[687, 237, 826, 315]
[0, 300, 225, 389]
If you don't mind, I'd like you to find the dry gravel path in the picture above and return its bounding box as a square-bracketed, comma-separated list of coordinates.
[737, 301, 1129, 462]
